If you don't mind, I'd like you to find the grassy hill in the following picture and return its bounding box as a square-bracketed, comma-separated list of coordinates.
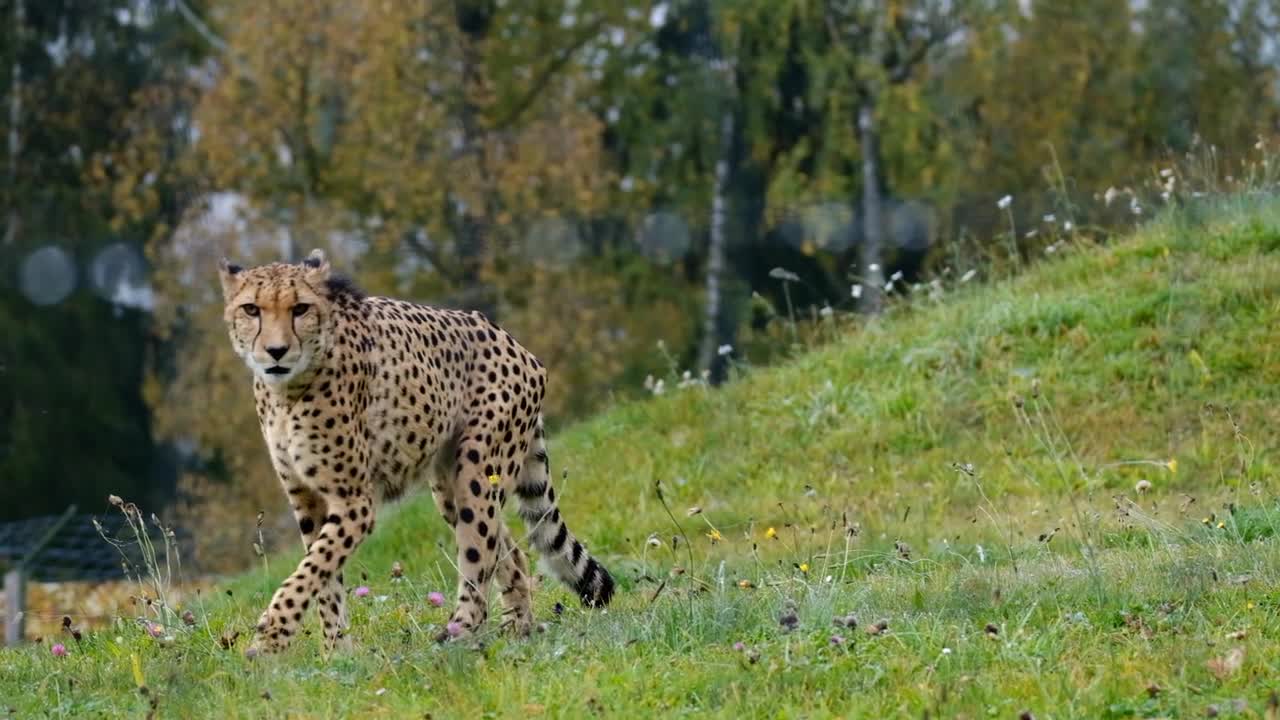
[5, 195, 1280, 718]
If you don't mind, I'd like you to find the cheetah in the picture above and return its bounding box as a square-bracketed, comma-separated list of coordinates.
[218, 249, 614, 656]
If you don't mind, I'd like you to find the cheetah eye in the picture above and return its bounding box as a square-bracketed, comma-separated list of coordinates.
[292, 303, 311, 317]
[242, 303, 260, 317]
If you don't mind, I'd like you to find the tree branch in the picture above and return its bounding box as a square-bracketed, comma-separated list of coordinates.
[174, 0, 229, 53]
[491, 17, 609, 129]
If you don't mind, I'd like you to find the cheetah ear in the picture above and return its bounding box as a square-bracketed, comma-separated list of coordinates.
[218, 258, 243, 299]
[302, 248, 330, 284]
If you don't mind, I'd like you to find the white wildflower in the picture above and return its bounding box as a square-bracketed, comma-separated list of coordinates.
[649, 3, 669, 28]
[1063, 221, 1073, 232]
[1104, 187, 1120, 206]
[819, 304, 834, 318]
[717, 344, 734, 357]
[889, 270, 903, 282]
[851, 284, 863, 299]
[1159, 168, 1174, 178]
[960, 269, 977, 283]
[769, 267, 800, 283]
[1043, 213, 1056, 223]
[997, 194, 1012, 210]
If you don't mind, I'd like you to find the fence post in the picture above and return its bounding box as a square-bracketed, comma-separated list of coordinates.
[2, 505, 77, 646]
[3, 567, 24, 647]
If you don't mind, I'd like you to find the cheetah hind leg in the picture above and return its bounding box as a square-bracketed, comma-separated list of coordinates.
[493, 524, 535, 636]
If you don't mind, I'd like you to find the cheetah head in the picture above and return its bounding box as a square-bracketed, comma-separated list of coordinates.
[218, 249, 336, 387]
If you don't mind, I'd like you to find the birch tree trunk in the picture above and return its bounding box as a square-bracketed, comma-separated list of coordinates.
[857, 95, 885, 315]
[5, 0, 24, 247]
[697, 109, 736, 378]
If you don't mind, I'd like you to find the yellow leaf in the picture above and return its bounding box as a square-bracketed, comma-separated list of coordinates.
[130, 652, 145, 689]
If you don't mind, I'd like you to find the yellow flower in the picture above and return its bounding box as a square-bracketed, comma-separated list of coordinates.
[1166, 459, 1178, 474]
[706, 529, 723, 543]
[1247, 601, 1256, 610]
[799, 563, 810, 573]
[765, 527, 778, 540]
[488, 473, 501, 486]
[1217, 522, 1226, 529]
[738, 579, 754, 589]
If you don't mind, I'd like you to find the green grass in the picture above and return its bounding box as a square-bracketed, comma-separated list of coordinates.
[7, 195, 1280, 718]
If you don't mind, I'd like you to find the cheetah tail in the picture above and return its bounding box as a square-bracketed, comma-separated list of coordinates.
[515, 420, 615, 608]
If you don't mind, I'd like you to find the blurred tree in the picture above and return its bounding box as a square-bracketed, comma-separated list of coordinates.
[0, 1, 210, 522]
[937, 0, 1279, 248]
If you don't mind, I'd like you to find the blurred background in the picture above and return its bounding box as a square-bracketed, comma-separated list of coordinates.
[0, 0, 1277, 587]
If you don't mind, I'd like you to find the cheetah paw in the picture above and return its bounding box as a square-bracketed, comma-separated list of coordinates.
[500, 615, 534, 638]
[434, 619, 472, 643]
[245, 614, 293, 657]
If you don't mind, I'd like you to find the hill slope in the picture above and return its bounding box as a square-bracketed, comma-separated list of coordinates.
[5, 196, 1280, 718]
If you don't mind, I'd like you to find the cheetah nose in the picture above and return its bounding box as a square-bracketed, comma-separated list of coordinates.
[266, 345, 289, 361]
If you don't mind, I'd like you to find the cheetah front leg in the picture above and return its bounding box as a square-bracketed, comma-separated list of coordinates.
[248, 488, 374, 657]
[283, 483, 355, 651]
